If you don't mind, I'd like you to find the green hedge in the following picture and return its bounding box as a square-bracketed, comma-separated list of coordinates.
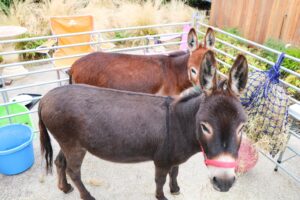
[0, 0, 12, 14]
[15, 34, 47, 61]
[186, 0, 211, 10]
[162, 0, 211, 9]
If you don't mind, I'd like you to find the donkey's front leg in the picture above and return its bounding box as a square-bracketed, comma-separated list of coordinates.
[155, 166, 170, 200]
[169, 166, 180, 195]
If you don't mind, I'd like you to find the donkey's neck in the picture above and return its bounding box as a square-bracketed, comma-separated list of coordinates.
[170, 53, 192, 91]
[168, 95, 202, 164]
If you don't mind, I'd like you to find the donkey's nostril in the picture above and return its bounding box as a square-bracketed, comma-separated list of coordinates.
[212, 176, 235, 192]
[213, 176, 217, 184]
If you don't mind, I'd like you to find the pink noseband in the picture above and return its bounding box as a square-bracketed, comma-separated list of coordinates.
[199, 143, 237, 168]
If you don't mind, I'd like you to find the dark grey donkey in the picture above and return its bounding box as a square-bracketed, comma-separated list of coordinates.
[39, 54, 248, 200]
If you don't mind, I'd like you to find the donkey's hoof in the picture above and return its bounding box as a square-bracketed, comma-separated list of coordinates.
[170, 186, 180, 195]
[60, 184, 74, 194]
[82, 195, 96, 200]
[156, 195, 168, 200]
[171, 191, 180, 195]
[160, 197, 168, 200]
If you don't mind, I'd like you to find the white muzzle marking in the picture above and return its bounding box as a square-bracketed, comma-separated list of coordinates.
[207, 154, 236, 179]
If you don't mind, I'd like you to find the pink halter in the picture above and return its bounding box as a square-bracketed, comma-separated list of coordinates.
[199, 143, 237, 168]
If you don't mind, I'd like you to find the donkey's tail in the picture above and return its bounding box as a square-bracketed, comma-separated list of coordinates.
[38, 104, 53, 174]
[69, 73, 73, 85]
[66, 69, 73, 85]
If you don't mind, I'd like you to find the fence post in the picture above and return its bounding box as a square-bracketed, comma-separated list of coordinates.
[0, 78, 12, 124]
[96, 33, 102, 52]
[192, 12, 200, 31]
[144, 35, 150, 55]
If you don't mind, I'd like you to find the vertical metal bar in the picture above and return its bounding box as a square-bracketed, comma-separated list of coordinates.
[97, 33, 102, 51]
[274, 131, 292, 171]
[192, 12, 196, 28]
[0, 77, 12, 124]
[56, 70, 62, 86]
[193, 12, 200, 31]
[260, 150, 300, 184]
[144, 35, 150, 55]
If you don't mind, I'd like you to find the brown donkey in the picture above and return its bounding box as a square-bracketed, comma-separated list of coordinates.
[69, 28, 215, 96]
[39, 54, 248, 200]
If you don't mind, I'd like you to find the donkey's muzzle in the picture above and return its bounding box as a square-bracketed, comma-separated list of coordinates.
[212, 176, 236, 192]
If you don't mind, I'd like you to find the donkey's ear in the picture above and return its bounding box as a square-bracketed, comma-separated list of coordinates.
[200, 50, 217, 94]
[204, 28, 215, 48]
[228, 55, 248, 96]
[187, 28, 198, 52]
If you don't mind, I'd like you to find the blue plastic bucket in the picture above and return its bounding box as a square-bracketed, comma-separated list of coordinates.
[0, 124, 34, 175]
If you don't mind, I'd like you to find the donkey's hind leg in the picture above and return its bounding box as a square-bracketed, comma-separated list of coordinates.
[169, 166, 180, 195]
[55, 150, 73, 193]
[64, 147, 95, 200]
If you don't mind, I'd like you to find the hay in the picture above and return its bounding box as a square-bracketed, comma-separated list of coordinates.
[38, 175, 45, 183]
[86, 179, 103, 187]
[241, 69, 290, 157]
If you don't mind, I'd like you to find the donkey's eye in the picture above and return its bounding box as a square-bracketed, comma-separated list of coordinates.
[191, 68, 197, 77]
[200, 123, 212, 135]
[201, 124, 208, 132]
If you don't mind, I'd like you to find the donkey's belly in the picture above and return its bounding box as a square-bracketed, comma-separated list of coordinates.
[88, 146, 154, 163]
[79, 118, 165, 163]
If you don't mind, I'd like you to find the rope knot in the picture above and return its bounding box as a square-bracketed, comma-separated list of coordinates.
[263, 53, 285, 97]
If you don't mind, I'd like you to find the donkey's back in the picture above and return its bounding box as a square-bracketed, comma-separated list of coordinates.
[39, 84, 168, 162]
[70, 52, 174, 94]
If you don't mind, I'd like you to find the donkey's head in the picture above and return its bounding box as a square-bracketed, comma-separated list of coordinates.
[196, 54, 248, 192]
[187, 28, 215, 86]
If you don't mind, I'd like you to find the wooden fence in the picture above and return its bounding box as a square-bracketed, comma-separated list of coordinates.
[209, 0, 300, 46]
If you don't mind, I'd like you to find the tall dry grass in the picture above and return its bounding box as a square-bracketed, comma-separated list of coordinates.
[0, 0, 198, 36]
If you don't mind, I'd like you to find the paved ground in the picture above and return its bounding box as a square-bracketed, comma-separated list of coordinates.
[0, 136, 300, 200]
[0, 63, 300, 200]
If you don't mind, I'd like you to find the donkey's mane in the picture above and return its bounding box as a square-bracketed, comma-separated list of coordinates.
[166, 50, 188, 57]
[172, 88, 202, 122]
[176, 78, 229, 105]
[176, 89, 202, 104]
